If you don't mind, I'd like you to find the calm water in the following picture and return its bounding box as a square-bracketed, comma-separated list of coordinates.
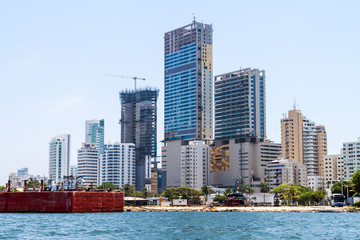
[0, 212, 358, 239]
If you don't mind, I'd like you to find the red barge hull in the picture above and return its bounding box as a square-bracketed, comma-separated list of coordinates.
[0, 191, 124, 213]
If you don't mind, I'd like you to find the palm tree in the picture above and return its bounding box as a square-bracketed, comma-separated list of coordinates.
[201, 185, 215, 202]
[26, 178, 41, 189]
[259, 181, 269, 193]
[287, 186, 301, 204]
[142, 187, 149, 198]
[245, 186, 254, 194]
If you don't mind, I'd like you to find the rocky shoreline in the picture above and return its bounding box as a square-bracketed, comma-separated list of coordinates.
[125, 206, 359, 213]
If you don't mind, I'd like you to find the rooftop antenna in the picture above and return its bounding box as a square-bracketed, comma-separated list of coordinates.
[293, 99, 297, 110]
[192, 13, 196, 22]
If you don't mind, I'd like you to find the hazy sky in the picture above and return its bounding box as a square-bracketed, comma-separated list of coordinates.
[1, 1, 360, 185]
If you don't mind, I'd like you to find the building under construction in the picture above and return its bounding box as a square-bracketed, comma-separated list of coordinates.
[119, 88, 159, 190]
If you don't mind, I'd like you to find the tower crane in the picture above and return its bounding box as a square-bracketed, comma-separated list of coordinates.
[104, 74, 145, 91]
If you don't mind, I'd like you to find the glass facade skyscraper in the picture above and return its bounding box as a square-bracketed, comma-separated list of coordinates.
[164, 20, 213, 141]
[85, 119, 105, 154]
[214, 68, 266, 140]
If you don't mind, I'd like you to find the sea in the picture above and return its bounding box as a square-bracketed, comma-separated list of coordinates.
[0, 212, 358, 239]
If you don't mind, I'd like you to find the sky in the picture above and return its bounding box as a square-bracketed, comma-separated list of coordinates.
[1, 0, 360, 185]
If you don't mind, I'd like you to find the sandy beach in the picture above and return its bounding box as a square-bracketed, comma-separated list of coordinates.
[125, 205, 357, 213]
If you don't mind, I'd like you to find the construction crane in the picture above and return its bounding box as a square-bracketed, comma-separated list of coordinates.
[104, 74, 145, 91]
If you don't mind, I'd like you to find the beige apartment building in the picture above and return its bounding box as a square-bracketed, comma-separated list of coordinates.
[316, 126, 328, 176]
[281, 109, 327, 177]
[281, 109, 304, 164]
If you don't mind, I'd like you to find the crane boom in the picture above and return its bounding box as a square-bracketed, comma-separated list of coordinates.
[104, 74, 145, 91]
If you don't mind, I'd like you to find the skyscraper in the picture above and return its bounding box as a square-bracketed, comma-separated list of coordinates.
[303, 117, 318, 175]
[281, 109, 304, 163]
[281, 109, 327, 176]
[214, 68, 266, 140]
[49, 134, 70, 184]
[85, 119, 105, 153]
[162, 20, 213, 189]
[120, 88, 159, 190]
[316, 125, 328, 176]
[210, 68, 281, 191]
[164, 20, 213, 141]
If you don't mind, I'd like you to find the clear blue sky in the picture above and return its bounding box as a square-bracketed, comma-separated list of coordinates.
[1, 0, 359, 185]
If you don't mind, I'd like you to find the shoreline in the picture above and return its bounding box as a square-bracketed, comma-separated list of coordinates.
[125, 206, 358, 213]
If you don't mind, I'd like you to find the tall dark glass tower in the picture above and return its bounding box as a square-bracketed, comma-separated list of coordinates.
[164, 20, 213, 141]
[214, 68, 266, 140]
[120, 88, 159, 190]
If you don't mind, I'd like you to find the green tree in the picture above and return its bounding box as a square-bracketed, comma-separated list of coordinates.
[26, 178, 40, 188]
[244, 186, 254, 195]
[331, 181, 353, 196]
[259, 181, 269, 193]
[271, 183, 291, 194]
[162, 188, 179, 200]
[132, 190, 144, 198]
[122, 183, 135, 196]
[142, 187, 149, 198]
[224, 187, 233, 196]
[97, 182, 118, 191]
[239, 184, 247, 193]
[0, 186, 5, 192]
[352, 170, 360, 194]
[201, 185, 215, 201]
[311, 190, 325, 203]
[286, 186, 301, 204]
[271, 183, 311, 205]
[298, 192, 311, 205]
[213, 195, 227, 204]
[161, 186, 202, 201]
[296, 185, 313, 193]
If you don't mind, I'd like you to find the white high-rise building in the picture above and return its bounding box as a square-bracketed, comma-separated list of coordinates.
[49, 134, 70, 184]
[342, 138, 360, 180]
[100, 143, 136, 188]
[77, 143, 98, 186]
[324, 154, 344, 188]
[303, 117, 318, 176]
[180, 141, 210, 190]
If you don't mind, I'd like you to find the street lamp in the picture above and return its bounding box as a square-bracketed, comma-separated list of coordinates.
[344, 184, 354, 205]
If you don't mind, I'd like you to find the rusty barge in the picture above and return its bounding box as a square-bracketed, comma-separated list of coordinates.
[0, 180, 124, 213]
